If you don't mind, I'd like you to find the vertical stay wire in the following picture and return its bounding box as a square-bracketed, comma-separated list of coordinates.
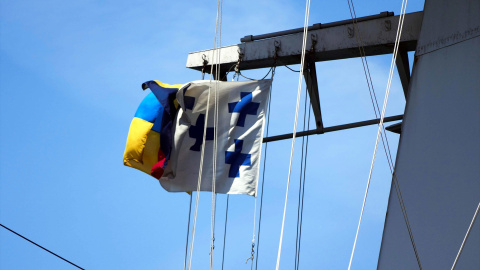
[296, 103, 312, 270]
[346, 1, 422, 268]
[275, 0, 311, 269]
[187, 0, 222, 268]
[451, 202, 480, 270]
[254, 84, 274, 270]
[347, 0, 411, 269]
[221, 195, 230, 270]
[247, 196, 257, 268]
[249, 65, 276, 270]
[347, 0, 393, 163]
[248, 64, 276, 270]
[294, 84, 310, 270]
[184, 193, 193, 270]
[210, 1, 223, 268]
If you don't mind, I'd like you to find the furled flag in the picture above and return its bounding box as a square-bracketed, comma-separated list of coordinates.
[123, 80, 182, 179]
[160, 79, 272, 196]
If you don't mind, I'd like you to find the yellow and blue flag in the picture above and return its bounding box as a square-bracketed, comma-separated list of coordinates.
[123, 80, 182, 179]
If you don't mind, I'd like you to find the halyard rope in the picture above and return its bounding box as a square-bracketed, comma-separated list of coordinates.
[275, 0, 311, 269]
[451, 202, 480, 270]
[248, 48, 277, 270]
[346, 0, 422, 268]
[296, 105, 311, 270]
[254, 85, 274, 270]
[347, 0, 410, 269]
[221, 195, 230, 270]
[184, 193, 193, 270]
[187, 0, 223, 268]
[210, 0, 223, 268]
[294, 85, 312, 270]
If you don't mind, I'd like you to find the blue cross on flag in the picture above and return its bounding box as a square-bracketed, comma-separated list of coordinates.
[160, 79, 272, 196]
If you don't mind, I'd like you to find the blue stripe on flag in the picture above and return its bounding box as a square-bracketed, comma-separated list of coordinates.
[134, 92, 161, 123]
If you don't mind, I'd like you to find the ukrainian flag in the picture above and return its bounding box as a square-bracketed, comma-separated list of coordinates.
[123, 80, 182, 179]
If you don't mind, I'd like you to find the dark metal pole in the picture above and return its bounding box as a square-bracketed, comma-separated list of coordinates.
[262, 115, 403, 143]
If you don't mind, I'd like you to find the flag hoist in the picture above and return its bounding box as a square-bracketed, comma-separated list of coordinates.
[124, 79, 272, 195]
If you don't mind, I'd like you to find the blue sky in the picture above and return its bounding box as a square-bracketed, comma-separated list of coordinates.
[0, 0, 425, 269]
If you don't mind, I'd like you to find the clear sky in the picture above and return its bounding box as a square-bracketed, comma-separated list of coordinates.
[0, 0, 425, 269]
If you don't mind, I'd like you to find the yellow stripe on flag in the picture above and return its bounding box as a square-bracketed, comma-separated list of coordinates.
[123, 117, 161, 175]
[154, 80, 183, 89]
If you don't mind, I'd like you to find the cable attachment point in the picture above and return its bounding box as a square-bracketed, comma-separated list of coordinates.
[245, 242, 255, 264]
[274, 40, 281, 48]
[209, 236, 216, 255]
[347, 26, 355, 38]
[232, 48, 244, 81]
[273, 40, 281, 66]
[234, 48, 244, 74]
[310, 34, 317, 53]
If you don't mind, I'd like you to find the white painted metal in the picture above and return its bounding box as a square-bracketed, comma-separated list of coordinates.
[186, 12, 423, 72]
[377, 0, 480, 269]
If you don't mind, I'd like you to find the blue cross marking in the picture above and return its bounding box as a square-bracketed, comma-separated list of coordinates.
[228, 92, 260, 127]
[184, 96, 195, 111]
[225, 139, 251, 178]
[189, 114, 214, 151]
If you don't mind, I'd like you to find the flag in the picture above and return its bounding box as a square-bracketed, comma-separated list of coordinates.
[123, 80, 182, 179]
[160, 79, 272, 196]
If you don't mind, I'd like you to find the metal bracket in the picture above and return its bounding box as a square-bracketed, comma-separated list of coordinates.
[395, 44, 411, 98]
[187, 12, 422, 72]
[303, 61, 324, 130]
[274, 40, 281, 53]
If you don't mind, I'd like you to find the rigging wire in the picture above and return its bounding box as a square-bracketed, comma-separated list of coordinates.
[294, 84, 310, 270]
[275, 0, 311, 269]
[346, 3, 421, 264]
[187, 0, 223, 268]
[276, 59, 301, 73]
[222, 63, 238, 81]
[237, 62, 298, 81]
[284, 65, 300, 73]
[0, 224, 85, 270]
[347, 0, 411, 269]
[246, 198, 257, 268]
[184, 193, 193, 270]
[238, 67, 274, 81]
[254, 81, 274, 270]
[187, 93, 211, 270]
[210, 0, 223, 268]
[451, 201, 480, 270]
[247, 49, 278, 270]
[210, 192, 217, 269]
[296, 104, 311, 270]
[346, 2, 422, 266]
[221, 195, 230, 270]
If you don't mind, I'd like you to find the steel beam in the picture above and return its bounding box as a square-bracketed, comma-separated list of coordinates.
[241, 12, 394, 42]
[262, 115, 403, 143]
[186, 12, 423, 72]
